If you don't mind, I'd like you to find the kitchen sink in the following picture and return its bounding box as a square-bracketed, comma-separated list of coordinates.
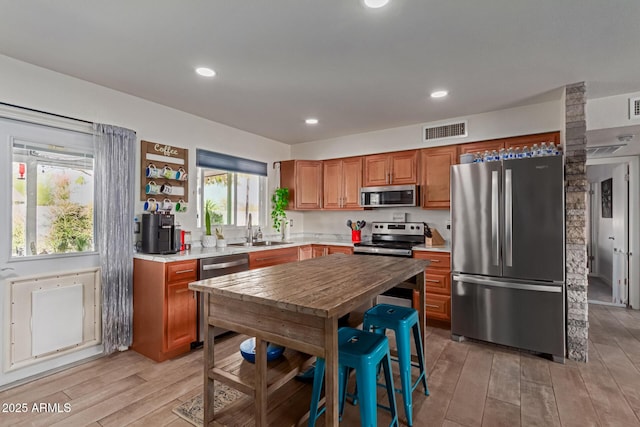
[228, 241, 292, 247]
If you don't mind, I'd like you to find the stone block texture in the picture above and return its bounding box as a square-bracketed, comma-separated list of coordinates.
[565, 82, 588, 362]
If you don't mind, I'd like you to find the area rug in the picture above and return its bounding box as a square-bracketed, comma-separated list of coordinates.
[172, 381, 244, 427]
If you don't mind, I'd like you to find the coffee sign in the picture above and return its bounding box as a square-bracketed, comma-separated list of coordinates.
[154, 143, 179, 157]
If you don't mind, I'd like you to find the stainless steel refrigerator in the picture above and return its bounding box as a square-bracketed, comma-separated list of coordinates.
[450, 155, 565, 362]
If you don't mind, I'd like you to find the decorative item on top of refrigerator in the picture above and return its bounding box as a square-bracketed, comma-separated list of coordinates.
[470, 142, 561, 163]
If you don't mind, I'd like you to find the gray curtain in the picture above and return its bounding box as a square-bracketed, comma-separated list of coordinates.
[94, 123, 136, 354]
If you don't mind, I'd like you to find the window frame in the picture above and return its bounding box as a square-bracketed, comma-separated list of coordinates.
[10, 138, 97, 259]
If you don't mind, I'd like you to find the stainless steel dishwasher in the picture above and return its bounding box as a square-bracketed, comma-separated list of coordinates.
[196, 253, 249, 345]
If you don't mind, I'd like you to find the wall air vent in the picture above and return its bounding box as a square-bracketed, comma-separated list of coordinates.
[586, 144, 626, 158]
[630, 97, 640, 120]
[423, 120, 467, 143]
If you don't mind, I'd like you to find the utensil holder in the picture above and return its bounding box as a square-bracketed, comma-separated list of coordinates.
[352, 230, 362, 243]
[425, 228, 445, 246]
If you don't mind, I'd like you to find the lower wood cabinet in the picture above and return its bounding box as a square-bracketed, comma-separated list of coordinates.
[133, 258, 197, 362]
[311, 244, 354, 257]
[412, 251, 451, 324]
[249, 246, 299, 269]
[298, 245, 313, 260]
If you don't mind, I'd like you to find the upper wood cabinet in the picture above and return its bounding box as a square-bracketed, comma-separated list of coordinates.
[280, 160, 323, 210]
[363, 150, 418, 187]
[458, 139, 504, 156]
[323, 157, 363, 210]
[420, 145, 458, 209]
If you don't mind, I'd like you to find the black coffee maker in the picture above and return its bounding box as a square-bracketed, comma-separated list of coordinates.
[141, 213, 180, 254]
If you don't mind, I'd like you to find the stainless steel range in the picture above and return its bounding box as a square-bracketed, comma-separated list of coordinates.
[353, 222, 425, 257]
[354, 221, 425, 307]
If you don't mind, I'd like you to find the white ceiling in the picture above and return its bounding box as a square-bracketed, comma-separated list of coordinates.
[1, 1, 640, 145]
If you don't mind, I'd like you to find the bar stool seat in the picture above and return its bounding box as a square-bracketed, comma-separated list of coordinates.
[363, 304, 429, 427]
[308, 327, 399, 427]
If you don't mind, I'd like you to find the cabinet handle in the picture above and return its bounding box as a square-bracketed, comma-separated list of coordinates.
[426, 279, 440, 283]
[429, 259, 441, 263]
[425, 304, 440, 309]
[176, 288, 191, 294]
[175, 269, 195, 274]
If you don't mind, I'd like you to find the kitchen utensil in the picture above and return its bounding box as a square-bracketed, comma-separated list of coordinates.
[424, 223, 433, 238]
[346, 219, 353, 230]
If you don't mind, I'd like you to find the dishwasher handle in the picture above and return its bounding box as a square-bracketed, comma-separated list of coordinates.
[202, 259, 249, 270]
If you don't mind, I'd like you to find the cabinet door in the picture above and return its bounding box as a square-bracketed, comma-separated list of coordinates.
[363, 154, 390, 186]
[341, 157, 363, 209]
[312, 245, 328, 257]
[298, 245, 313, 260]
[421, 146, 457, 209]
[503, 131, 560, 150]
[390, 150, 418, 184]
[295, 161, 323, 209]
[459, 139, 505, 155]
[323, 159, 342, 209]
[327, 246, 353, 255]
[165, 282, 196, 351]
[249, 247, 299, 269]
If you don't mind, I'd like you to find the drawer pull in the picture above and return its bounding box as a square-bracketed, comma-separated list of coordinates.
[426, 279, 440, 283]
[430, 259, 441, 263]
[425, 304, 440, 308]
[175, 269, 195, 274]
[176, 288, 191, 294]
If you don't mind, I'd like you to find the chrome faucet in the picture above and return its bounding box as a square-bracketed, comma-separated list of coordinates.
[246, 213, 252, 245]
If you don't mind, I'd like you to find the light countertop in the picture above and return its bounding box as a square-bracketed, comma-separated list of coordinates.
[134, 237, 450, 263]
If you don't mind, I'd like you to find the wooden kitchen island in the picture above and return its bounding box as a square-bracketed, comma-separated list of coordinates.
[189, 253, 429, 427]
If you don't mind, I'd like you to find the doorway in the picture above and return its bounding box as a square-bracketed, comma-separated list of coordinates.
[586, 160, 630, 306]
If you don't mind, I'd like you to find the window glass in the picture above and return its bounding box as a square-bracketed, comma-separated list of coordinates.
[198, 168, 263, 228]
[12, 143, 94, 257]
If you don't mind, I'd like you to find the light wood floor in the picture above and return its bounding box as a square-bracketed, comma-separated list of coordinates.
[2, 304, 640, 426]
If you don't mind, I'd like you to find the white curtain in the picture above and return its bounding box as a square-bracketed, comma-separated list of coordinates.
[94, 124, 136, 353]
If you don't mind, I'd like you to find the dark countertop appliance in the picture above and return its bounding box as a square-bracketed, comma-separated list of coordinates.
[451, 156, 565, 362]
[141, 213, 180, 254]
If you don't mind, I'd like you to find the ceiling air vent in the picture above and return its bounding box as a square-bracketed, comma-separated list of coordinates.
[423, 120, 468, 143]
[586, 144, 626, 158]
[630, 97, 640, 120]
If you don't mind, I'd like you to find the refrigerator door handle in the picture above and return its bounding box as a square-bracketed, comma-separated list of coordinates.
[505, 168, 513, 267]
[453, 274, 563, 293]
[491, 170, 500, 266]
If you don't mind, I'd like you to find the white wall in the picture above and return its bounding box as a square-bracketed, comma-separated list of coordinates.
[0, 54, 293, 239]
[587, 91, 640, 131]
[587, 164, 615, 285]
[0, 54, 292, 387]
[291, 100, 563, 159]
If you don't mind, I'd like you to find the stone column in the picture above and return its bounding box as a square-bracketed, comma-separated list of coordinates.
[565, 82, 589, 362]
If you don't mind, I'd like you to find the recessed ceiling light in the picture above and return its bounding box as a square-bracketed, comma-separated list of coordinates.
[195, 67, 216, 77]
[363, 0, 390, 9]
[430, 90, 449, 98]
[305, 118, 319, 125]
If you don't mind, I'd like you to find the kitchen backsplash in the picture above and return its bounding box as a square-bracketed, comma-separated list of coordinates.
[301, 208, 451, 243]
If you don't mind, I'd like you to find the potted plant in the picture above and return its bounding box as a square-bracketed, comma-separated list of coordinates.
[271, 187, 290, 240]
[202, 208, 217, 248]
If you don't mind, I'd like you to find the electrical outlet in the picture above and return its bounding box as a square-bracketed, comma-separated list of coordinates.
[446, 220, 451, 230]
[289, 219, 293, 227]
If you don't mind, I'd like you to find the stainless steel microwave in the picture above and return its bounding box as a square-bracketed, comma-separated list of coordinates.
[359, 184, 418, 207]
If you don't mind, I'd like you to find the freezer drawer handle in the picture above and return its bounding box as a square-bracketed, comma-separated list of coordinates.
[452, 274, 562, 293]
[202, 259, 249, 270]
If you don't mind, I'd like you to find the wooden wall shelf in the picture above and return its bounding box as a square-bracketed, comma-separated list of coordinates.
[140, 140, 189, 207]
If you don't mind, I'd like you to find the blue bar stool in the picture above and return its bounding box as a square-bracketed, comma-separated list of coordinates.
[363, 304, 429, 427]
[308, 327, 399, 427]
